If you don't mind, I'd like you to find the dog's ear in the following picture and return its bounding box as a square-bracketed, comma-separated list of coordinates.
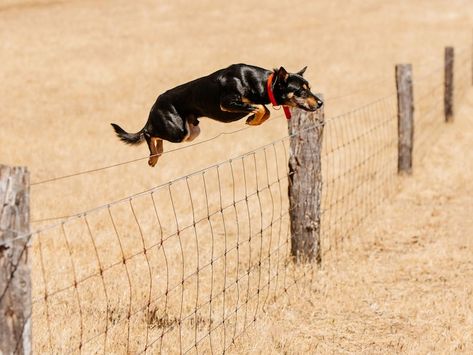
[277, 67, 289, 82]
[297, 66, 308, 76]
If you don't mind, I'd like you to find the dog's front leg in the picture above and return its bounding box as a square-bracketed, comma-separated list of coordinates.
[220, 95, 256, 113]
[246, 105, 270, 126]
[220, 95, 270, 126]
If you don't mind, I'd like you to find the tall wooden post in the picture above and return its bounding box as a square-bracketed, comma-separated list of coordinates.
[288, 96, 324, 264]
[0, 165, 31, 355]
[395, 64, 414, 175]
[444, 46, 454, 122]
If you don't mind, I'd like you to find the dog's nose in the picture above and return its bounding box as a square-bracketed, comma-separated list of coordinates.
[317, 100, 323, 108]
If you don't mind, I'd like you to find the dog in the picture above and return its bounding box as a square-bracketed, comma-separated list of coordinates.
[111, 64, 323, 167]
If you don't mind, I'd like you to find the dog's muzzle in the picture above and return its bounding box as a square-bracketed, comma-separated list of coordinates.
[306, 96, 323, 111]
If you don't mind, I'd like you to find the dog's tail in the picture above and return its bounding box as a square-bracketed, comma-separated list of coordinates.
[111, 123, 145, 145]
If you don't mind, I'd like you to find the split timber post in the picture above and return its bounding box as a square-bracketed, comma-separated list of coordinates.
[444, 46, 454, 122]
[0, 165, 31, 355]
[288, 95, 324, 264]
[395, 64, 414, 175]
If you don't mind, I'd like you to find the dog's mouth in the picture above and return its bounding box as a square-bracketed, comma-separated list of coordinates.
[302, 106, 319, 112]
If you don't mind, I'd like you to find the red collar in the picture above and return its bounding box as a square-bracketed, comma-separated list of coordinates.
[266, 73, 292, 120]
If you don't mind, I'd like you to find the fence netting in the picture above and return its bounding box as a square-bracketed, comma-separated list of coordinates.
[7, 49, 470, 354]
[32, 137, 312, 353]
[415, 48, 471, 158]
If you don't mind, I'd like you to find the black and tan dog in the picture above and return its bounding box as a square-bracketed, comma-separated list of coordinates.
[111, 64, 323, 167]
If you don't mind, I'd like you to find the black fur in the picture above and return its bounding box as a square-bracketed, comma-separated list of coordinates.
[111, 123, 144, 145]
[111, 63, 323, 166]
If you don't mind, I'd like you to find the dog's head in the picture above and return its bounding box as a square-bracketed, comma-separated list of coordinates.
[273, 66, 323, 112]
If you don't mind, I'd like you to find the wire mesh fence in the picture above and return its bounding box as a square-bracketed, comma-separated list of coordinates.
[1, 46, 472, 354]
[30, 136, 306, 353]
[415, 48, 471, 159]
[320, 94, 398, 259]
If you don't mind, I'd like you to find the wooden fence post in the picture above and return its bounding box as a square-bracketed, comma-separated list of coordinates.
[444, 46, 454, 122]
[395, 64, 414, 175]
[288, 96, 324, 264]
[0, 165, 31, 355]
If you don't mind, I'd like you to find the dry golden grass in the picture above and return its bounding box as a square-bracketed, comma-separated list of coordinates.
[235, 94, 473, 353]
[1, 0, 473, 353]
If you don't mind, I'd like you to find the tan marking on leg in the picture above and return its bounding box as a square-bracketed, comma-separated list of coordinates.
[185, 123, 201, 142]
[182, 121, 191, 142]
[156, 138, 163, 156]
[220, 97, 252, 112]
[148, 137, 162, 167]
[246, 105, 270, 126]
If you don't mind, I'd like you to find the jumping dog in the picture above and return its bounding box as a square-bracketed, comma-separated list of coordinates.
[111, 64, 323, 167]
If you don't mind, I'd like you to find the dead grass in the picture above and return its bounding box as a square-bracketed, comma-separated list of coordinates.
[1, 0, 473, 353]
[235, 95, 473, 353]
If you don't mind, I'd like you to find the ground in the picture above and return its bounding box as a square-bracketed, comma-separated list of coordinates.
[235, 92, 473, 353]
[1, 0, 473, 353]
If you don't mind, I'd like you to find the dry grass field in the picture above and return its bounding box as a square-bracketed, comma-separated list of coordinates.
[239, 93, 473, 353]
[1, 0, 473, 354]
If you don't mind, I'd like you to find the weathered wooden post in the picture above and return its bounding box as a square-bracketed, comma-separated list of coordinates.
[395, 64, 414, 175]
[444, 46, 454, 122]
[0, 165, 31, 355]
[288, 95, 324, 264]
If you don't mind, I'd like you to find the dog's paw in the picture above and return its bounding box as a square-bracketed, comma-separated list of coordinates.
[148, 157, 158, 167]
[246, 114, 257, 125]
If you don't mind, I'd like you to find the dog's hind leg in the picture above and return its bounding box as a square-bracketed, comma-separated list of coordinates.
[246, 105, 270, 126]
[147, 137, 163, 167]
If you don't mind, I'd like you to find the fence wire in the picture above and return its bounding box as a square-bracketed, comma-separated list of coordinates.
[30, 136, 303, 354]
[414, 49, 471, 160]
[320, 95, 398, 258]
[1, 48, 471, 354]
